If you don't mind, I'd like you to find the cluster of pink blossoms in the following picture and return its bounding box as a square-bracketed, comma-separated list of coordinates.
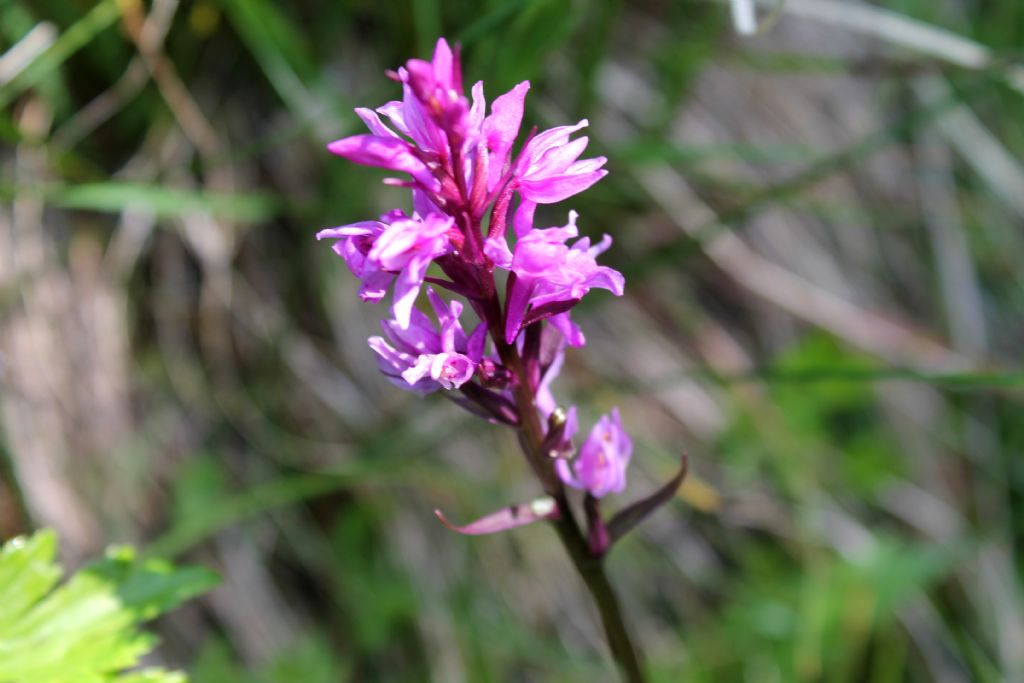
[318, 39, 633, 512]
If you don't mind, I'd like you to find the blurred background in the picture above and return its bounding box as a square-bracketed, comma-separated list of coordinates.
[2, 0, 1023, 680]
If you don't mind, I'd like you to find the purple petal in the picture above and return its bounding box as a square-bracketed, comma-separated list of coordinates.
[432, 42, 453, 78]
[358, 270, 394, 303]
[432, 38, 455, 89]
[484, 81, 530, 189]
[435, 497, 559, 535]
[549, 312, 585, 347]
[404, 59, 435, 101]
[555, 458, 581, 489]
[401, 81, 446, 155]
[511, 239, 568, 279]
[368, 335, 407, 371]
[382, 310, 441, 354]
[369, 337, 437, 396]
[466, 322, 487, 361]
[484, 235, 513, 268]
[332, 240, 363, 271]
[370, 226, 420, 269]
[468, 81, 486, 134]
[535, 333, 566, 418]
[588, 233, 613, 257]
[355, 108, 399, 138]
[392, 256, 432, 328]
[586, 266, 625, 297]
[369, 214, 452, 271]
[377, 100, 412, 138]
[412, 189, 439, 217]
[401, 354, 434, 386]
[523, 120, 589, 164]
[568, 156, 608, 174]
[513, 199, 537, 238]
[519, 169, 608, 203]
[532, 211, 579, 242]
[315, 221, 381, 240]
[526, 136, 590, 179]
[429, 352, 476, 389]
[437, 308, 461, 353]
[327, 135, 440, 191]
[504, 275, 533, 344]
[569, 408, 632, 498]
[427, 287, 461, 330]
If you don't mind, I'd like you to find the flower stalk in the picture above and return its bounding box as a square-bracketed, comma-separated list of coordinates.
[497, 333, 646, 681]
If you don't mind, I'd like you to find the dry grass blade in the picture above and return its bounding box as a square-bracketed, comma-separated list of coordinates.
[0, 23, 56, 87]
[745, 0, 1024, 93]
[913, 76, 1024, 221]
[729, 0, 758, 35]
[912, 81, 989, 356]
[638, 165, 971, 370]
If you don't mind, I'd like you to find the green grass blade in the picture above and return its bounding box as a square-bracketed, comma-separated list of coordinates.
[0, 181, 281, 221]
[0, 0, 122, 110]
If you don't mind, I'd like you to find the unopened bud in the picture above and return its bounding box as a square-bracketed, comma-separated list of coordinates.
[549, 406, 567, 428]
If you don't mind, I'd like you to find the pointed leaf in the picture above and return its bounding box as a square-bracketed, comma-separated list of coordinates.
[522, 298, 581, 328]
[435, 497, 559, 535]
[458, 383, 520, 425]
[606, 453, 689, 546]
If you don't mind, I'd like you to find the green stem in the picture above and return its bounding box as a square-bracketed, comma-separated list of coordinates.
[550, 497, 646, 683]
[496, 338, 646, 683]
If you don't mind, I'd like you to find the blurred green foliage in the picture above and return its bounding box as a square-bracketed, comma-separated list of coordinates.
[193, 636, 348, 683]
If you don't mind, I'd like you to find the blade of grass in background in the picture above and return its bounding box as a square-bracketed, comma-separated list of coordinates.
[0, 0, 122, 110]
[216, 0, 337, 137]
[0, 182, 281, 222]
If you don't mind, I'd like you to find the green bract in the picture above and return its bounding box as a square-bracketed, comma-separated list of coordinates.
[0, 530, 216, 683]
